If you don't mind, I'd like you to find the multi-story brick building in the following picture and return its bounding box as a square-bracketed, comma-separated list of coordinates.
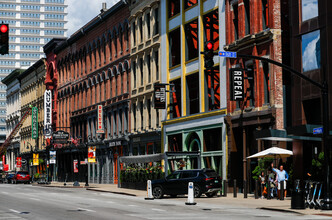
[160, 0, 227, 180]
[224, 0, 287, 191]
[46, 1, 130, 183]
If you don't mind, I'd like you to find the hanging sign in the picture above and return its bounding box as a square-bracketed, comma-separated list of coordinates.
[154, 83, 166, 109]
[230, 68, 244, 101]
[49, 151, 56, 164]
[52, 130, 69, 144]
[31, 107, 38, 139]
[16, 157, 22, 168]
[33, 153, 39, 166]
[73, 159, 78, 173]
[44, 90, 52, 138]
[96, 105, 104, 133]
[88, 146, 96, 163]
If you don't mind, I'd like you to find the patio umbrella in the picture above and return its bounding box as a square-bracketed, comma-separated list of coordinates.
[246, 147, 293, 159]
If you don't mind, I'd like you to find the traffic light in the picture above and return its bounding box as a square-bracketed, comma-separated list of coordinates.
[0, 24, 9, 55]
[204, 41, 214, 68]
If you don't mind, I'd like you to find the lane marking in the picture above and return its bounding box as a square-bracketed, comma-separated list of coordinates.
[107, 201, 114, 204]
[77, 208, 96, 213]
[29, 198, 40, 201]
[151, 208, 166, 212]
[9, 209, 20, 214]
[128, 205, 137, 207]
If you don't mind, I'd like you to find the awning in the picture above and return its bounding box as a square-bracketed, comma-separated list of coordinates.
[119, 154, 164, 164]
[254, 129, 322, 142]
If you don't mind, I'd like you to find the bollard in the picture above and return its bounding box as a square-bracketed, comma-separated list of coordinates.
[233, 179, 237, 198]
[223, 180, 228, 197]
[255, 180, 259, 199]
[185, 182, 196, 205]
[85, 172, 89, 187]
[145, 180, 154, 200]
[267, 181, 271, 200]
[280, 180, 284, 200]
[244, 180, 247, 198]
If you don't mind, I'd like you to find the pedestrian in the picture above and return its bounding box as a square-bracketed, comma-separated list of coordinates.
[271, 163, 289, 199]
[259, 171, 266, 198]
[268, 169, 276, 198]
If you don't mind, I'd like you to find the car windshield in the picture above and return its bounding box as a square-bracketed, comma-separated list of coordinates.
[205, 170, 218, 178]
[17, 171, 28, 175]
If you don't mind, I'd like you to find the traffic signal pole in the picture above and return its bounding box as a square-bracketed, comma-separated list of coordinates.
[224, 53, 331, 210]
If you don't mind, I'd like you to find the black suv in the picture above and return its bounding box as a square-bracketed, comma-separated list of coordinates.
[151, 169, 221, 199]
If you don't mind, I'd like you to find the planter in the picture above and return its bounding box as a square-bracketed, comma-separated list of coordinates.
[121, 182, 129, 188]
[128, 182, 136, 189]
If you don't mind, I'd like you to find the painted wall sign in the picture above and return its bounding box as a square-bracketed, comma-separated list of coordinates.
[230, 68, 244, 101]
[44, 90, 52, 138]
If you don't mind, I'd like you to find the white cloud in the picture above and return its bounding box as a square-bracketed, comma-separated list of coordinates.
[302, 34, 320, 72]
[302, 0, 318, 21]
[67, 0, 118, 36]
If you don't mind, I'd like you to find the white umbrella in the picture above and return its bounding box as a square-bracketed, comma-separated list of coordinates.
[247, 147, 293, 159]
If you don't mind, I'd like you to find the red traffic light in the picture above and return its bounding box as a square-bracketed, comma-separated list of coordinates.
[207, 42, 213, 50]
[0, 24, 8, 33]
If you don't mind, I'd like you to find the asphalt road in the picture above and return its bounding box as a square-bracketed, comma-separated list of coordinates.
[0, 184, 330, 220]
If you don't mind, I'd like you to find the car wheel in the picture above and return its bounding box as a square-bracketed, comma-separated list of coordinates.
[206, 192, 218, 198]
[194, 185, 201, 198]
[152, 186, 164, 199]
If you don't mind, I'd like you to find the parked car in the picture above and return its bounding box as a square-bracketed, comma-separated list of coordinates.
[12, 171, 30, 184]
[5, 172, 15, 184]
[151, 169, 222, 199]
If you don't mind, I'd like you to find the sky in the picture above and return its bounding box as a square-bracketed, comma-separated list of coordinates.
[67, 0, 118, 37]
[301, 0, 318, 21]
[302, 30, 320, 72]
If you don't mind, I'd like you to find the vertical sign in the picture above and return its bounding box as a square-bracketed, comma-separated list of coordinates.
[230, 69, 244, 101]
[32, 107, 38, 139]
[49, 151, 56, 164]
[96, 105, 104, 133]
[44, 90, 52, 138]
[154, 83, 166, 109]
[73, 160, 78, 173]
[2, 155, 5, 164]
[88, 146, 96, 163]
[16, 157, 22, 168]
[33, 153, 39, 166]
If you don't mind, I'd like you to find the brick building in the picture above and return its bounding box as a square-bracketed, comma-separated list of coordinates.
[224, 0, 287, 191]
[45, 1, 130, 183]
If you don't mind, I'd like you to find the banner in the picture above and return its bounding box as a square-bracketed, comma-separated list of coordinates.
[49, 151, 56, 164]
[32, 107, 38, 139]
[44, 90, 52, 138]
[33, 153, 39, 166]
[73, 160, 78, 173]
[96, 105, 104, 133]
[88, 147, 96, 163]
[16, 157, 22, 168]
[154, 83, 166, 109]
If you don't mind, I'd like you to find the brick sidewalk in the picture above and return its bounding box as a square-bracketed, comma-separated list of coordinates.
[34, 182, 332, 217]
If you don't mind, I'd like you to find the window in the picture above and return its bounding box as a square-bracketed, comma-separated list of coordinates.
[155, 50, 159, 80]
[170, 78, 181, 119]
[108, 37, 112, 60]
[263, 62, 270, 104]
[147, 99, 151, 128]
[302, 0, 318, 21]
[169, 28, 181, 67]
[302, 30, 320, 72]
[233, 4, 238, 40]
[114, 35, 118, 57]
[185, 19, 198, 61]
[262, 0, 269, 29]
[139, 17, 143, 43]
[132, 22, 136, 46]
[133, 103, 136, 131]
[119, 109, 122, 134]
[204, 10, 219, 51]
[168, 0, 180, 18]
[154, 8, 159, 35]
[132, 61, 136, 88]
[184, 0, 198, 9]
[147, 54, 151, 83]
[205, 67, 220, 111]
[113, 111, 117, 135]
[140, 101, 144, 130]
[146, 12, 151, 38]
[119, 31, 123, 52]
[186, 73, 199, 115]
[244, 0, 250, 35]
[246, 66, 255, 106]
[140, 57, 143, 86]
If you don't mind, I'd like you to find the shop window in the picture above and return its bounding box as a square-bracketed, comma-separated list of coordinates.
[301, 0, 318, 22]
[244, 0, 250, 35]
[262, 0, 269, 30]
[155, 50, 159, 80]
[147, 54, 151, 83]
[146, 12, 150, 38]
[154, 8, 159, 35]
[184, 0, 197, 10]
[133, 145, 138, 155]
[302, 30, 320, 72]
[263, 62, 270, 104]
[139, 144, 145, 155]
[204, 10, 219, 51]
[139, 57, 144, 86]
[203, 127, 222, 152]
[186, 73, 199, 115]
[168, 133, 182, 152]
[205, 67, 220, 111]
[147, 143, 154, 155]
[185, 19, 198, 61]
[168, 0, 180, 18]
[169, 28, 181, 68]
[170, 78, 181, 119]
[233, 4, 238, 40]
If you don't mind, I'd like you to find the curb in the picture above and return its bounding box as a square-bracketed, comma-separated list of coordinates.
[259, 207, 304, 215]
[86, 188, 137, 197]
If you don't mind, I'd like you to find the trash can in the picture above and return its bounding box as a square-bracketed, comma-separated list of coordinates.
[291, 179, 305, 209]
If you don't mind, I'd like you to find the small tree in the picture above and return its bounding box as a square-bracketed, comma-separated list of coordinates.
[252, 157, 274, 180]
[311, 152, 324, 181]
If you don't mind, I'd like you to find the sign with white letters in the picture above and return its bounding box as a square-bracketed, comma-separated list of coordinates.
[230, 69, 244, 101]
[44, 90, 52, 138]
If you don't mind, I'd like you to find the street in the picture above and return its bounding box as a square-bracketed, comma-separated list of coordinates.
[0, 184, 330, 220]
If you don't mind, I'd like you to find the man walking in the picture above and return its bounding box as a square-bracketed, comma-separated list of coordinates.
[271, 163, 289, 199]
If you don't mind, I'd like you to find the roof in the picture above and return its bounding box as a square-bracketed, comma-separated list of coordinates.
[17, 58, 46, 81]
[1, 69, 25, 86]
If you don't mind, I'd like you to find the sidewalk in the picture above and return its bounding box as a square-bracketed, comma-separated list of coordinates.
[34, 182, 332, 217]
